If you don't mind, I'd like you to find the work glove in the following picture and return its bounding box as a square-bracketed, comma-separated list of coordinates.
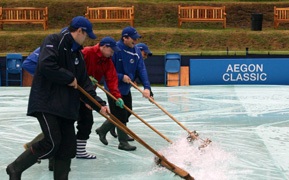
[89, 76, 98, 86]
[115, 98, 124, 108]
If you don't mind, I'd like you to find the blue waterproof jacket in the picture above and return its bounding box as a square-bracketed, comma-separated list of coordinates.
[111, 40, 151, 95]
[22, 47, 40, 75]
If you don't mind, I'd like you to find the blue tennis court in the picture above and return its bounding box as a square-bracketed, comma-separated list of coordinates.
[0, 85, 288, 180]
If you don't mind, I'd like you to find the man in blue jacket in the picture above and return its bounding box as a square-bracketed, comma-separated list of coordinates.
[95, 26, 152, 151]
[6, 16, 109, 179]
[108, 42, 154, 138]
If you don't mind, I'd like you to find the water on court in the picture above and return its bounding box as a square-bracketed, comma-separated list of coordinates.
[0, 85, 288, 180]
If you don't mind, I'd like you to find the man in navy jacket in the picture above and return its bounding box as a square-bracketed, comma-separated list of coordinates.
[6, 16, 109, 179]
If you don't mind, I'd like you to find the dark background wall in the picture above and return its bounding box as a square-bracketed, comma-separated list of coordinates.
[0, 55, 169, 86]
[1, 54, 289, 86]
[0, 55, 168, 86]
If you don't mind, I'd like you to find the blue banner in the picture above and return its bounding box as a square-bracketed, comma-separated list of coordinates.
[189, 58, 289, 85]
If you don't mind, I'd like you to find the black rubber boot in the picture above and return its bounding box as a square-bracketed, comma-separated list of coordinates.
[53, 158, 71, 180]
[95, 120, 114, 145]
[127, 135, 134, 141]
[6, 149, 38, 180]
[48, 157, 54, 171]
[110, 126, 118, 138]
[117, 128, 136, 151]
[110, 126, 133, 141]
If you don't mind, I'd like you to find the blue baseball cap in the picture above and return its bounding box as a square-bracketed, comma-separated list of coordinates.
[70, 16, 97, 39]
[136, 43, 152, 56]
[99, 37, 121, 52]
[121, 26, 141, 40]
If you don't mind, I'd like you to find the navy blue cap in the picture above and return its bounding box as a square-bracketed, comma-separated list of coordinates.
[136, 43, 152, 56]
[121, 26, 141, 40]
[99, 37, 121, 52]
[70, 16, 97, 39]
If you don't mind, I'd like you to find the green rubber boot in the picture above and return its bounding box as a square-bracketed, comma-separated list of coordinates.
[109, 126, 118, 138]
[117, 128, 136, 151]
[95, 120, 114, 145]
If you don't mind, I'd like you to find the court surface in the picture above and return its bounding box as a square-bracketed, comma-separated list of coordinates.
[0, 85, 289, 180]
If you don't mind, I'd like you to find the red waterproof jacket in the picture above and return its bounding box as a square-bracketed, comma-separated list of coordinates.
[82, 44, 122, 99]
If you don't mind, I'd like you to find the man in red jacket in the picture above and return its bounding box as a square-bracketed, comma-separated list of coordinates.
[77, 36, 124, 158]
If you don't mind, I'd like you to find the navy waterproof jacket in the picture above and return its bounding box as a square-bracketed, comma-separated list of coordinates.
[27, 31, 106, 121]
[111, 40, 151, 95]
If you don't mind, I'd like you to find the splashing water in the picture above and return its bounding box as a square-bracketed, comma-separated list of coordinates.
[150, 135, 239, 180]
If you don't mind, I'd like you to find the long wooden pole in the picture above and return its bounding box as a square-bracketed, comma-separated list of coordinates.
[77, 85, 194, 180]
[129, 81, 193, 132]
[95, 83, 172, 144]
[129, 81, 201, 141]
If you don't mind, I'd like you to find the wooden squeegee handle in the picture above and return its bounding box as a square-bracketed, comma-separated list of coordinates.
[77, 85, 193, 180]
[129, 81, 191, 133]
[95, 83, 173, 144]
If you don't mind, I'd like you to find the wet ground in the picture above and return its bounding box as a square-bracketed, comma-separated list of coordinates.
[0, 85, 288, 180]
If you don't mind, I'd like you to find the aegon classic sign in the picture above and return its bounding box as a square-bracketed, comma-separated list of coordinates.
[189, 58, 289, 85]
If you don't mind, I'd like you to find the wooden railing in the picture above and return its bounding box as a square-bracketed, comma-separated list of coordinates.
[178, 5, 226, 28]
[85, 6, 134, 27]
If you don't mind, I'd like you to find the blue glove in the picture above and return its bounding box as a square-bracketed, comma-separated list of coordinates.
[89, 76, 98, 86]
[115, 98, 124, 108]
